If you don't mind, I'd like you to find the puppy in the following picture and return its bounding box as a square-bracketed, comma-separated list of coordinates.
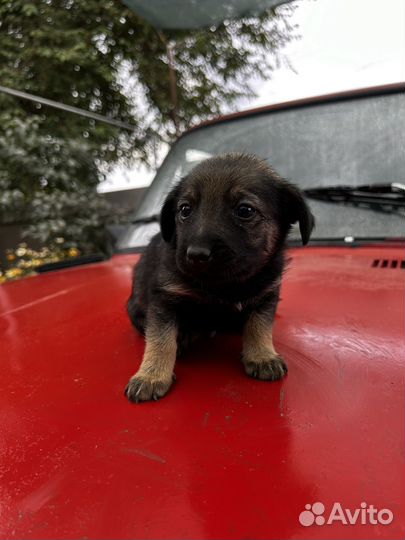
[125, 153, 314, 402]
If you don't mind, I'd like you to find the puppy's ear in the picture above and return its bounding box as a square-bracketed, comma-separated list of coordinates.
[160, 184, 180, 243]
[279, 181, 315, 245]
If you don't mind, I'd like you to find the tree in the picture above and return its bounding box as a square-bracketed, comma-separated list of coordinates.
[0, 0, 296, 252]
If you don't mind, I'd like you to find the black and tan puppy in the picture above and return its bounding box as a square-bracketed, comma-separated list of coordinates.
[125, 153, 314, 402]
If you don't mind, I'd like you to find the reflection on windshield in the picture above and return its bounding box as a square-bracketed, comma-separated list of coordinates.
[119, 91, 405, 249]
[166, 150, 214, 190]
[185, 149, 213, 164]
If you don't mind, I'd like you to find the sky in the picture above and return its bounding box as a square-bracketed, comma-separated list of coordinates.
[98, 0, 405, 193]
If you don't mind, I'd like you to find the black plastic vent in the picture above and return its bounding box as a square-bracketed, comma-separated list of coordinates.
[372, 259, 405, 269]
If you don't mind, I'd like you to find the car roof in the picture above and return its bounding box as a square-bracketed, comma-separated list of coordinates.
[184, 82, 405, 136]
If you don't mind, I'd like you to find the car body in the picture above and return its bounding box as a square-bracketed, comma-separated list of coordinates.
[0, 84, 404, 539]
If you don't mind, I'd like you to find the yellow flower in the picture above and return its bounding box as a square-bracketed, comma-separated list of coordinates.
[5, 268, 23, 278]
[6, 253, 16, 262]
[16, 247, 27, 257]
[68, 247, 80, 258]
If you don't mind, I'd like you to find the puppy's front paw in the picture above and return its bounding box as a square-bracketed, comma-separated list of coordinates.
[125, 373, 175, 402]
[242, 354, 288, 381]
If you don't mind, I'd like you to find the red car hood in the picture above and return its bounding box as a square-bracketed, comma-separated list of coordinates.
[0, 246, 404, 539]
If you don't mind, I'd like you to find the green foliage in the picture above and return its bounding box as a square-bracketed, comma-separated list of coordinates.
[0, 0, 296, 252]
[0, 115, 111, 251]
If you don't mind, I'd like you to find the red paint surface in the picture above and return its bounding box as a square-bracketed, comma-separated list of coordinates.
[0, 246, 404, 539]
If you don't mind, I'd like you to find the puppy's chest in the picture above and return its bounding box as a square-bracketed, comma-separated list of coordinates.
[162, 282, 275, 332]
[195, 291, 246, 311]
[163, 282, 253, 311]
[175, 297, 246, 332]
[162, 279, 278, 310]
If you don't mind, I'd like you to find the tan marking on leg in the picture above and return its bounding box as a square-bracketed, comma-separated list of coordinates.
[243, 312, 277, 360]
[242, 311, 287, 381]
[126, 320, 178, 402]
[138, 322, 177, 378]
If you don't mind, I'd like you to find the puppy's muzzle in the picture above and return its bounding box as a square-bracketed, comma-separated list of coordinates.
[186, 245, 212, 267]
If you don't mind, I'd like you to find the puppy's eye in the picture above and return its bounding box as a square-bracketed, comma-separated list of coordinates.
[179, 203, 192, 219]
[236, 204, 256, 220]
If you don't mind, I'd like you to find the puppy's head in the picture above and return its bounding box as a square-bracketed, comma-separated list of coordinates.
[160, 153, 314, 283]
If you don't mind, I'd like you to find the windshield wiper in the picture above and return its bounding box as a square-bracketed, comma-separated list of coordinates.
[304, 182, 405, 215]
[36, 253, 106, 273]
[287, 236, 405, 247]
[131, 214, 160, 225]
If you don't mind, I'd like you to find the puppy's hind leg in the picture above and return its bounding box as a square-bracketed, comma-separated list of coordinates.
[125, 309, 178, 402]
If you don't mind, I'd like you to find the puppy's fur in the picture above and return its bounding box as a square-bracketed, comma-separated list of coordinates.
[125, 153, 314, 402]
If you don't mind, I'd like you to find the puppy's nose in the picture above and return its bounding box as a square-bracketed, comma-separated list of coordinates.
[186, 245, 212, 264]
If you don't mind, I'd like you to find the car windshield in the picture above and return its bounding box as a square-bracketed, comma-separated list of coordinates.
[118, 88, 405, 249]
